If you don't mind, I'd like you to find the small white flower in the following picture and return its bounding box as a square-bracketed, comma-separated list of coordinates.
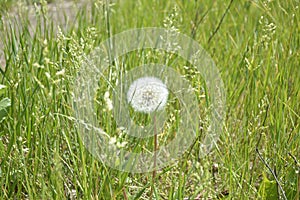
[104, 91, 110, 99]
[56, 69, 65, 76]
[127, 77, 169, 113]
[116, 141, 127, 148]
[44, 58, 51, 65]
[104, 91, 113, 111]
[33, 63, 44, 69]
[109, 136, 117, 145]
[45, 72, 51, 79]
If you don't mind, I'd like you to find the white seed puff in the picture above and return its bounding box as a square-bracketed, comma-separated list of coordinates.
[127, 77, 169, 113]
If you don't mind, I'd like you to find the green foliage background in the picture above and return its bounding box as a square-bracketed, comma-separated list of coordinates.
[0, 0, 299, 199]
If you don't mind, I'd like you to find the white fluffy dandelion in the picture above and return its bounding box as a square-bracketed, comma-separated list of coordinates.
[127, 77, 169, 113]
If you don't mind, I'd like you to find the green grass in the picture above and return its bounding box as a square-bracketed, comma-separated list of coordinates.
[0, 0, 299, 199]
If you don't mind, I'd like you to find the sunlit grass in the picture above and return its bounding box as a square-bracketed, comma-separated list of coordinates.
[0, 0, 299, 199]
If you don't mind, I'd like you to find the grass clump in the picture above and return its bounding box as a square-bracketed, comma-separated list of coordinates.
[0, 0, 299, 199]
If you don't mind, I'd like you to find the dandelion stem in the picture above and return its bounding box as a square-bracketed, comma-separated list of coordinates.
[151, 114, 157, 199]
[153, 115, 157, 176]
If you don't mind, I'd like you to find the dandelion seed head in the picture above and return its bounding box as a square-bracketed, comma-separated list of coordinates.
[127, 77, 169, 113]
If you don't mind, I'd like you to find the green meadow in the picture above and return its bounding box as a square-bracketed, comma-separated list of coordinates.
[0, 0, 299, 199]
